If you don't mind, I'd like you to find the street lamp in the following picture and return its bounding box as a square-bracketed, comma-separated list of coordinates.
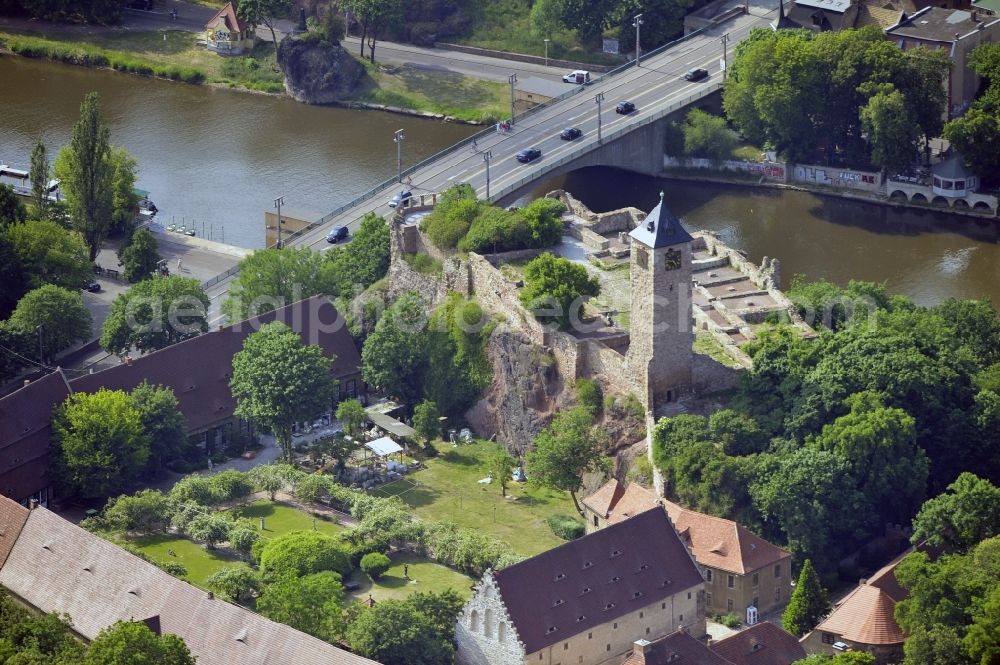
[483, 150, 493, 199]
[595, 92, 605, 143]
[508, 73, 518, 125]
[273, 195, 285, 248]
[633, 13, 644, 67]
[36, 325, 43, 364]
[393, 129, 405, 184]
[721, 33, 730, 80]
[544, 38, 550, 67]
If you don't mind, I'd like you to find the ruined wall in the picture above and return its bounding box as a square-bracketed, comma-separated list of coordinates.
[690, 353, 742, 395]
[697, 232, 781, 290]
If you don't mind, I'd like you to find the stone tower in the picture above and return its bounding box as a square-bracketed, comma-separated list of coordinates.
[625, 192, 694, 411]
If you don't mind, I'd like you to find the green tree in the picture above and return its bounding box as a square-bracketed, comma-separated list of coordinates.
[29, 140, 50, 218]
[530, 0, 564, 37]
[326, 212, 390, 296]
[102, 489, 172, 534]
[860, 88, 919, 174]
[965, 585, 1000, 665]
[360, 552, 392, 579]
[0, 184, 26, 229]
[406, 589, 465, 644]
[422, 295, 494, 417]
[226, 518, 261, 554]
[901, 47, 950, 163]
[54, 92, 114, 261]
[118, 228, 160, 283]
[526, 406, 610, 515]
[520, 253, 600, 331]
[223, 247, 335, 322]
[257, 530, 351, 578]
[6, 220, 91, 290]
[206, 565, 260, 603]
[100, 275, 209, 356]
[84, 620, 194, 665]
[708, 409, 767, 456]
[485, 448, 517, 497]
[0, 233, 27, 319]
[237, 0, 292, 49]
[185, 513, 231, 549]
[419, 183, 479, 249]
[53, 389, 149, 498]
[347, 598, 454, 665]
[361, 292, 428, 404]
[249, 463, 298, 501]
[782, 559, 830, 637]
[558, 0, 617, 47]
[904, 624, 972, 665]
[910, 473, 1000, 554]
[109, 147, 139, 237]
[412, 399, 441, 443]
[257, 571, 346, 643]
[683, 109, 738, 161]
[129, 382, 189, 476]
[7, 285, 91, 362]
[169, 475, 223, 506]
[230, 321, 336, 462]
[943, 108, 1000, 180]
[336, 399, 368, 438]
[293, 474, 331, 504]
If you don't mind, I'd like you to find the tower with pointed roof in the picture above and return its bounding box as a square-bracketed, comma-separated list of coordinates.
[625, 193, 693, 410]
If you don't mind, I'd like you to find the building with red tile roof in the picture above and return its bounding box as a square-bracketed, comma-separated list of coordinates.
[624, 631, 733, 665]
[710, 622, 806, 665]
[205, 2, 256, 54]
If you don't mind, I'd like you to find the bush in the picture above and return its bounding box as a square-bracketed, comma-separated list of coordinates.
[402, 251, 443, 275]
[294, 474, 331, 505]
[360, 552, 392, 580]
[209, 469, 254, 501]
[227, 518, 261, 554]
[683, 109, 738, 162]
[349, 538, 393, 567]
[161, 561, 187, 577]
[206, 565, 260, 603]
[546, 514, 585, 541]
[421, 193, 479, 249]
[169, 474, 224, 505]
[258, 531, 352, 578]
[575, 378, 602, 418]
[719, 613, 742, 628]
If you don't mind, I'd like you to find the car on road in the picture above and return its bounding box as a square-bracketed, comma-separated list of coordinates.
[562, 70, 591, 84]
[560, 127, 583, 140]
[83, 280, 101, 293]
[516, 147, 542, 163]
[616, 100, 636, 114]
[388, 190, 413, 208]
[684, 67, 709, 82]
[326, 226, 349, 243]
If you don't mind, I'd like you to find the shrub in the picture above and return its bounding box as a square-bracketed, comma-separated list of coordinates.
[360, 552, 392, 580]
[169, 474, 224, 505]
[520, 197, 566, 247]
[258, 531, 352, 578]
[520, 253, 601, 330]
[575, 378, 602, 418]
[209, 469, 254, 501]
[294, 474, 331, 505]
[161, 561, 187, 577]
[206, 565, 260, 603]
[349, 538, 392, 567]
[227, 518, 261, 554]
[402, 251, 443, 275]
[719, 613, 742, 628]
[420, 184, 479, 249]
[682, 108, 738, 161]
[546, 514, 585, 541]
[187, 513, 232, 549]
[102, 489, 173, 534]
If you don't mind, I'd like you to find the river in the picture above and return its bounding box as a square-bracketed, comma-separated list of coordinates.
[3, 58, 1000, 305]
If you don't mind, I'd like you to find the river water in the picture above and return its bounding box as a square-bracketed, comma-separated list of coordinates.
[3, 57, 1000, 305]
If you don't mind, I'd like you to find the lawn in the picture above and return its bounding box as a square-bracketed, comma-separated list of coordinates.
[133, 534, 239, 588]
[694, 330, 739, 367]
[373, 440, 578, 556]
[344, 551, 474, 604]
[230, 500, 346, 539]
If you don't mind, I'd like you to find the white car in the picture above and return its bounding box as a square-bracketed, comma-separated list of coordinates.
[562, 70, 591, 84]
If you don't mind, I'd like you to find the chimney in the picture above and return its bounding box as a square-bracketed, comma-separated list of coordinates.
[207, 591, 214, 600]
[28, 498, 38, 509]
[218, 325, 224, 331]
[23, 379, 30, 387]
[632, 639, 652, 665]
[971, 9, 978, 20]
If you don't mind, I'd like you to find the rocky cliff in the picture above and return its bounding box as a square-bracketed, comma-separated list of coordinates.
[277, 36, 365, 104]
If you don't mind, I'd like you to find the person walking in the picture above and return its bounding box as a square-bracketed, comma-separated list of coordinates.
[176, 258, 182, 272]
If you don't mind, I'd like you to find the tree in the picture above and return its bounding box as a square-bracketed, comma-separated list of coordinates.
[0, 322, 31, 382]
[206, 565, 260, 603]
[0, 233, 27, 319]
[294, 474, 331, 504]
[84, 621, 195, 665]
[257, 571, 345, 644]
[347, 599, 454, 665]
[558, 0, 617, 47]
[945, 108, 1000, 182]
[54, 92, 114, 261]
[0, 184, 26, 229]
[109, 147, 139, 237]
[412, 399, 441, 443]
[682, 109, 738, 162]
[169, 475, 224, 506]
[419, 184, 479, 249]
[520, 253, 600, 331]
[360, 552, 392, 579]
[118, 228, 160, 283]
[910, 473, 1000, 554]
[336, 399, 368, 438]
[525, 406, 610, 515]
[7, 285, 91, 362]
[237, 0, 292, 46]
[102, 489, 172, 534]
[226, 518, 261, 554]
[327, 212, 390, 297]
[794, 654, 876, 665]
[485, 449, 517, 497]
[708, 409, 767, 456]
[29, 141, 50, 218]
[257, 531, 351, 578]
[422, 294, 494, 417]
[230, 321, 336, 462]
[901, 48, 950, 163]
[186, 513, 231, 549]
[343, 0, 402, 62]
[861, 88, 919, 174]
[249, 463, 297, 501]
[406, 589, 465, 645]
[965, 585, 1000, 665]
[782, 559, 830, 637]
[129, 382, 189, 476]
[530, 0, 563, 37]
[904, 624, 972, 665]
[361, 293, 428, 405]
[6, 220, 91, 291]
[223, 247, 336, 321]
[100, 275, 209, 356]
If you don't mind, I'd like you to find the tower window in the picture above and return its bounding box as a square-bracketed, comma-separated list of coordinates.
[635, 246, 649, 270]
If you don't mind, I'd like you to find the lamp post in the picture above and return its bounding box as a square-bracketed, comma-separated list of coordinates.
[595, 92, 605, 143]
[633, 13, 644, 67]
[36, 325, 43, 364]
[544, 38, 550, 66]
[721, 33, 730, 80]
[273, 195, 284, 248]
[483, 150, 493, 199]
[393, 129, 405, 183]
[508, 73, 517, 125]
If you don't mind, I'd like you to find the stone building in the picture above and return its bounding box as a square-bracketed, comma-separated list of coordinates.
[455, 507, 706, 665]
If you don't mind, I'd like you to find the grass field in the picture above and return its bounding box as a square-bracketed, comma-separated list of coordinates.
[133, 534, 240, 588]
[373, 440, 578, 556]
[230, 500, 346, 538]
[344, 551, 474, 604]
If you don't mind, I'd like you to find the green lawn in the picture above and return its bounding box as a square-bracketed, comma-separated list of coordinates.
[344, 551, 474, 604]
[373, 440, 578, 556]
[230, 500, 346, 538]
[694, 330, 740, 367]
[133, 534, 239, 588]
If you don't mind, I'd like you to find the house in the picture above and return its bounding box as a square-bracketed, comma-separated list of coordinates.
[0, 296, 363, 506]
[931, 153, 981, 195]
[886, 7, 1000, 114]
[205, 2, 256, 55]
[0, 496, 380, 665]
[785, 0, 861, 31]
[710, 622, 806, 665]
[623, 631, 733, 665]
[455, 507, 706, 665]
[801, 550, 911, 664]
[582, 480, 792, 618]
[514, 77, 568, 115]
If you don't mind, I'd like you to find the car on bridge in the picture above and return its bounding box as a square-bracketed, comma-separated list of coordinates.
[326, 225, 349, 243]
[684, 67, 709, 82]
[516, 147, 542, 163]
[388, 190, 413, 208]
[562, 70, 591, 84]
[560, 127, 583, 141]
[616, 100, 636, 114]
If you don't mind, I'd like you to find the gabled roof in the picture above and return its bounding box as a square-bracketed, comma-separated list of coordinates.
[815, 584, 904, 645]
[855, 3, 903, 28]
[0, 499, 28, 568]
[582, 478, 643, 521]
[664, 501, 789, 575]
[493, 507, 703, 654]
[710, 622, 806, 665]
[624, 630, 734, 665]
[206, 2, 248, 32]
[630, 192, 693, 249]
[0, 496, 380, 665]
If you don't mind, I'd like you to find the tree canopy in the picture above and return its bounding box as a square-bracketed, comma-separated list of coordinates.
[346, 595, 455, 665]
[910, 473, 1000, 554]
[326, 212, 390, 297]
[100, 275, 209, 356]
[782, 559, 829, 637]
[520, 252, 600, 331]
[129, 382, 190, 476]
[6, 219, 91, 291]
[257, 571, 346, 643]
[118, 228, 160, 283]
[361, 292, 429, 405]
[84, 620, 194, 665]
[944, 42, 1000, 182]
[6, 284, 91, 361]
[257, 530, 351, 578]
[223, 247, 336, 321]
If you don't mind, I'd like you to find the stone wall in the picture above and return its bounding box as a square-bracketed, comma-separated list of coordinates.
[697, 232, 781, 290]
[690, 353, 742, 394]
[456, 573, 526, 665]
[792, 164, 882, 193]
[553, 190, 643, 234]
[664, 156, 788, 182]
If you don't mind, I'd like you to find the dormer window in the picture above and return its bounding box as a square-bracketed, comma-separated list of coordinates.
[553, 599, 564, 607]
[546, 626, 557, 635]
[582, 561, 593, 569]
[611, 549, 622, 557]
[633, 591, 643, 599]
[576, 615, 586, 622]
[553, 573, 566, 582]
[603, 602, 616, 611]
[609, 576, 621, 583]
[581, 586, 592, 595]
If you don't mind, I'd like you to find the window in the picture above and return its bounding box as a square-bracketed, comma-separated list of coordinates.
[707, 592, 712, 606]
[774, 564, 781, 579]
[752, 573, 759, 587]
[706, 569, 713, 583]
[636, 246, 649, 270]
[646, 627, 651, 635]
[540, 655, 544, 661]
[679, 614, 684, 623]
[687, 592, 691, 600]
[822, 633, 836, 645]
[613, 623, 618, 630]
[564, 643, 568, 650]
[499, 622, 507, 642]
[639, 612, 644, 619]
[593, 515, 599, 527]
[484, 609, 494, 638]
[775, 587, 781, 602]
[727, 575, 735, 589]
[728, 599, 734, 612]
[588, 633, 592, 640]
[662, 603, 666, 610]
[607, 644, 611, 652]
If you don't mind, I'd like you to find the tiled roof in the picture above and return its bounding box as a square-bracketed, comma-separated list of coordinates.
[624, 630, 733, 665]
[207, 1, 248, 32]
[664, 501, 789, 575]
[855, 4, 903, 27]
[583, 479, 654, 523]
[816, 585, 904, 646]
[710, 622, 806, 665]
[0, 499, 28, 568]
[493, 507, 703, 654]
[864, 550, 910, 603]
[0, 497, 380, 665]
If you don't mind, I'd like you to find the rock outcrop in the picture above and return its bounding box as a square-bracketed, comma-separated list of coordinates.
[277, 35, 365, 104]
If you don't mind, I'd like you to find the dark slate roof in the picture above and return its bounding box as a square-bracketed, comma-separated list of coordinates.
[493, 507, 703, 654]
[625, 631, 733, 665]
[932, 154, 974, 180]
[772, 0, 800, 29]
[886, 7, 1000, 42]
[629, 192, 693, 249]
[711, 622, 806, 665]
[0, 370, 70, 501]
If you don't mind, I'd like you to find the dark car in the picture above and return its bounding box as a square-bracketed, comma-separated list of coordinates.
[326, 225, 349, 243]
[516, 147, 542, 163]
[560, 127, 582, 141]
[684, 67, 709, 82]
[84, 280, 101, 293]
[388, 190, 413, 208]
[615, 101, 636, 114]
